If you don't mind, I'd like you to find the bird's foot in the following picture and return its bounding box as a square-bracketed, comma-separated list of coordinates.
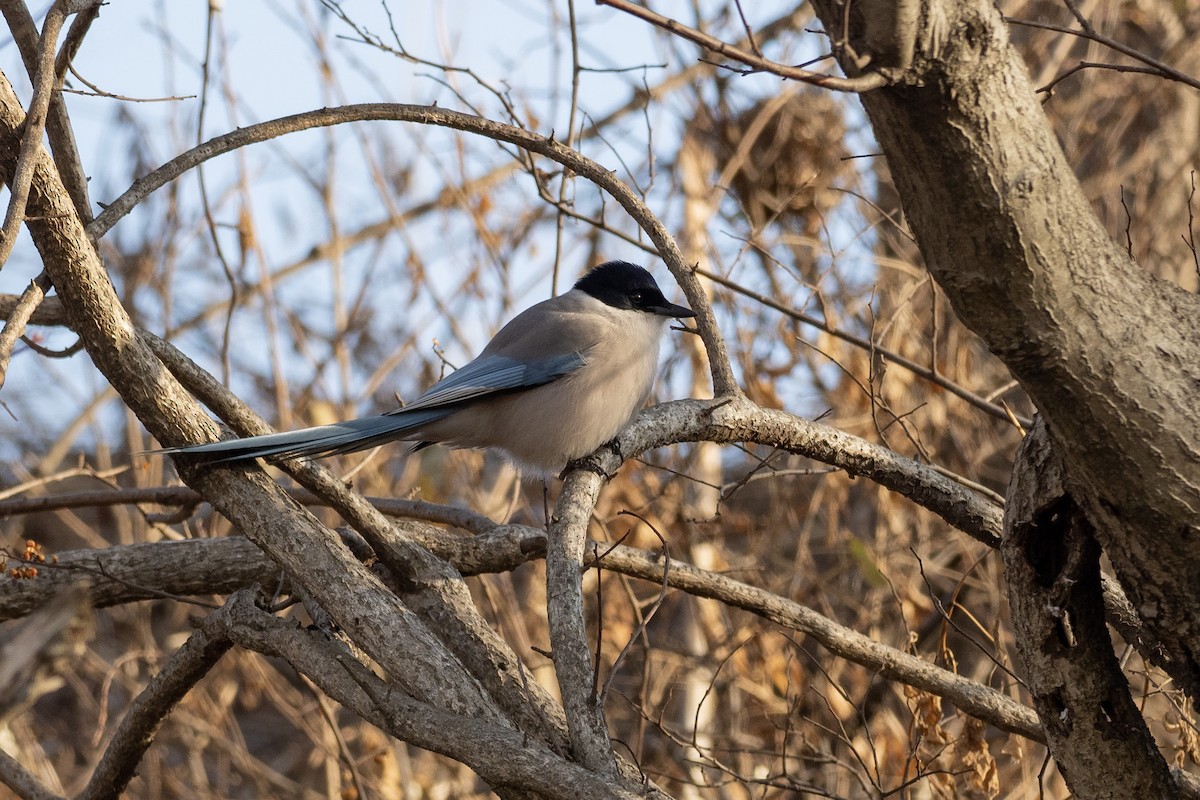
[560, 439, 623, 481]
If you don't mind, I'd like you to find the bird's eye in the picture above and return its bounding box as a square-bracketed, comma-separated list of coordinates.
[629, 291, 644, 303]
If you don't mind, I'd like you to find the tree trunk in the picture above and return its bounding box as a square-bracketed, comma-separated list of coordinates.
[808, 0, 1200, 698]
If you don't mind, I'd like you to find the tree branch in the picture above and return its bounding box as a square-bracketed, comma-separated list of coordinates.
[0, 270, 49, 390]
[0, 483, 497, 534]
[212, 591, 658, 800]
[611, 397, 1003, 548]
[85, 103, 737, 396]
[547, 469, 618, 774]
[77, 599, 233, 800]
[595, 0, 888, 92]
[0, 4, 67, 271]
[0, 748, 63, 800]
[1002, 419, 1181, 797]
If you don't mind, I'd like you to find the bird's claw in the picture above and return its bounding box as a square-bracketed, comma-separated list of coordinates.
[560, 439, 623, 481]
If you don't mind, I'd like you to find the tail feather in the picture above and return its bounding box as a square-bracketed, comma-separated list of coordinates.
[160, 408, 452, 464]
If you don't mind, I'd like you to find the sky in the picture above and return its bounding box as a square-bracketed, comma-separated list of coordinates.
[0, 0, 862, 464]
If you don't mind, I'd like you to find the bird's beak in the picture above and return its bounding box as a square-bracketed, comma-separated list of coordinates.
[650, 301, 697, 319]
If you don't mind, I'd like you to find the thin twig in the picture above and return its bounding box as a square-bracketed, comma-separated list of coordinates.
[0, 1, 69, 272]
[1037, 60, 1166, 96]
[0, 271, 50, 390]
[694, 266, 1032, 427]
[1184, 171, 1199, 285]
[596, 0, 887, 92]
[599, 514, 671, 705]
[1005, 15, 1200, 91]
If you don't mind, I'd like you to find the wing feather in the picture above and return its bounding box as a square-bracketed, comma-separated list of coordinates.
[394, 352, 585, 413]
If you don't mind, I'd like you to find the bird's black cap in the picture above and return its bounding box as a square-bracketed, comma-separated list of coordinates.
[574, 261, 696, 318]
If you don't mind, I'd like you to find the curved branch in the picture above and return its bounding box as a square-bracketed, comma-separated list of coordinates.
[87, 103, 736, 396]
[609, 397, 1004, 548]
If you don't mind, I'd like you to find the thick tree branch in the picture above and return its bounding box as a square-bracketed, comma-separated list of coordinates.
[800, 0, 1200, 697]
[212, 591, 657, 800]
[547, 469, 618, 774]
[1002, 419, 1180, 797]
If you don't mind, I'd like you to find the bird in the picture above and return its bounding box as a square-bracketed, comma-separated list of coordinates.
[162, 261, 697, 477]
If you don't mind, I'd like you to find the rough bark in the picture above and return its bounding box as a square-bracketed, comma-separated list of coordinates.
[807, 0, 1200, 698]
[1002, 419, 1180, 798]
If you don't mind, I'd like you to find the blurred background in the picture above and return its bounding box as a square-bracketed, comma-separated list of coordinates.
[1, 1, 1198, 797]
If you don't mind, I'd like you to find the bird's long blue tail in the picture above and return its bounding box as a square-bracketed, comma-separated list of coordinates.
[159, 408, 452, 464]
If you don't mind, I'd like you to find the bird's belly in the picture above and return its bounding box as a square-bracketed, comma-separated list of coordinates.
[412, 366, 652, 475]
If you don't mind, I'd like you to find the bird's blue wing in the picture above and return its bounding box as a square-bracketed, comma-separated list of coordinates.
[395, 352, 586, 413]
[159, 352, 587, 464]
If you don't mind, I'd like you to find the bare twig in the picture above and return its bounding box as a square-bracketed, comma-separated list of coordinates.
[77, 601, 234, 800]
[596, 0, 887, 92]
[0, 270, 50, 390]
[0, 0, 69, 271]
[1185, 171, 1199, 285]
[599, 515, 671, 705]
[1005, 15, 1200, 91]
[65, 64, 194, 104]
[15, 334, 81, 357]
[0, 747, 64, 800]
[1037, 60, 1169, 96]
